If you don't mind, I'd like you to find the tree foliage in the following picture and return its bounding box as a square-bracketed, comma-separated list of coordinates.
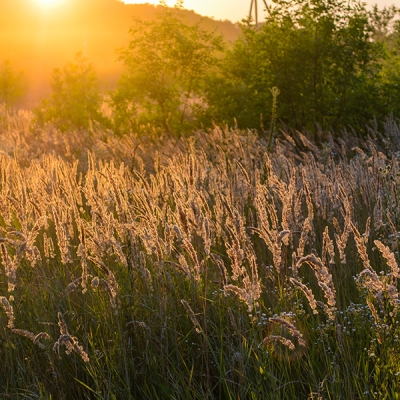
[205, 0, 389, 134]
[111, 1, 224, 135]
[34, 53, 104, 132]
[0, 60, 25, 111]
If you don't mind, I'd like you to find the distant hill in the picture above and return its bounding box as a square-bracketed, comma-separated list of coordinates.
[1, 0, 240, 108]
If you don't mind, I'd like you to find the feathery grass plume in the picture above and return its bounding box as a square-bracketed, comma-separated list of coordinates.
[322, 226, 335, 265]
[386, 210, 398, 250]
[88, 257, 119, 308]
[268, 317, 306, 346]
[296, 254, 336, 311]
[364, 216, 371, 243]
[224, 256, 261, 314]
[65, 277, 84, 294]
[51, 207, 72, 264]
[11, 329, 50, 350]
[355, 239, 399, 309]
[225, 224, 245, 281]
[281, 170, 296, 237]
[374, 240, 400, 279]
[236, 160, 251, 185]
[182, 238, 201, 282]
[294, 188, 304, 227]
[297, 170, 314, 258]
[76, 224, 88, 294]
[202, 217, 211, 257]
[274, 229, 290, 268]
[1, 243, 16, 294]
[246, 252, 261, 308]
[289, 277, 318, 314]
[181, 299, 201, 333]
[333, 185, 353, 264]
[332, 217, 348, 264]
[227, 307, 238, 331]
[177, 204, 191, 239]
[137, 250, 152, 290]
[350, 221, 373, 272]
[175, 254, 193, 279]
[291, 251, 299, 278]
[302, 170, 314, 221]
[262, 335, 296, 350]
[316, 300, 335, 321]
[210, 254, 228, 286]
[53, 312, 89, 363]
[164, 223, 174, 256]
[43, 232, 56, 259]
[21, 215, 47, 267]
[366, 298, 381, 327]
[253, 182, 287, 271]
[261, 317, 306, 359]
[0, 296, 14, 328]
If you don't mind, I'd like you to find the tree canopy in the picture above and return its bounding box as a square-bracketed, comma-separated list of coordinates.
[111, 2, 224, 135]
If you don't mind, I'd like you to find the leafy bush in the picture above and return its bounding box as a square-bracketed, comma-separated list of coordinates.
[205, 0, 395, 134]
[111, 2, 224, 135]
[0, 59, 26, 111]
[34, 53, 106, 132]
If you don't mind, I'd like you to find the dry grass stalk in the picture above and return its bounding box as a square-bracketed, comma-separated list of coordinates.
[1, 243, 16, 294]
[227, 307, 238, 331]
[11, 329, 50, 350]
[262, 335, 296, 350]
[297, 170, 315, 258]
[366, 299, 381, 326]
[53, 312, 89, 363]
[181, 299, 201, 333]
[322, 226, 335, 265]
[269, 317, 305, 340]
[210, 254, 228, 286]
[253, 183, 289, 272]
[289, 277, 318, 314]
[88, 257, 119, 308]
[202, 217, 211, 257]
[77, 224, 89, 294]
[262, 317, 306, 350]
[0, 296, 14, 328]
[296, 254, 336, 310]
[386, 210, 398, 250]
[374, 240, 400, 279]
[333, 185, 353, 264]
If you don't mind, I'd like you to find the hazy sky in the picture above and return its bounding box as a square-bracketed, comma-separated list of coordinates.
[123, 0, 398, 23]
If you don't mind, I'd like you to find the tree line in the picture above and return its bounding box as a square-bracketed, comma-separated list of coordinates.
[1, 0, 400, 137]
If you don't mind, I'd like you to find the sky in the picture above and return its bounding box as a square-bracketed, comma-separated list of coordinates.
[123, 0, 398, 23]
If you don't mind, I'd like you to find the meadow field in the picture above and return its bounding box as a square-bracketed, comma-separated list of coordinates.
[0, 108, 399, 399]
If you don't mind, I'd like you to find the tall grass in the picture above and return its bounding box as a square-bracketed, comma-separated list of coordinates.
[1, 106, 400, 399]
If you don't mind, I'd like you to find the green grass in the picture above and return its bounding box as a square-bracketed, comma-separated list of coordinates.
[0, 112, 400, 399]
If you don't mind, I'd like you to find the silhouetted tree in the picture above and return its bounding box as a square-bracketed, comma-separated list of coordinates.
[35, 53, 104, 132]
[0, 60, 25, 111]
[111, 2, 224, 135]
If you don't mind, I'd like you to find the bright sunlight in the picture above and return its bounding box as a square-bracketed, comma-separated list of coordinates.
[33, 0, 65, 8]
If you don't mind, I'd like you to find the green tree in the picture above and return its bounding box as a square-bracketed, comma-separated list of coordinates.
[369, 6, 400, 119]
[35, 53, 104, 132]
[111, 1, 224, 135]
[205, 0, 384, 134]
[0, 60, 25, 111]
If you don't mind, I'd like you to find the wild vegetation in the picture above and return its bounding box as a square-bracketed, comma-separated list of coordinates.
[2, 0, 400, 134]
[0, 108, 400, 399]
[1, 0, 400, 399]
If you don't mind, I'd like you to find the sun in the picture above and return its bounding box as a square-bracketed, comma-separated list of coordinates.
[33, 0, 65, 7]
